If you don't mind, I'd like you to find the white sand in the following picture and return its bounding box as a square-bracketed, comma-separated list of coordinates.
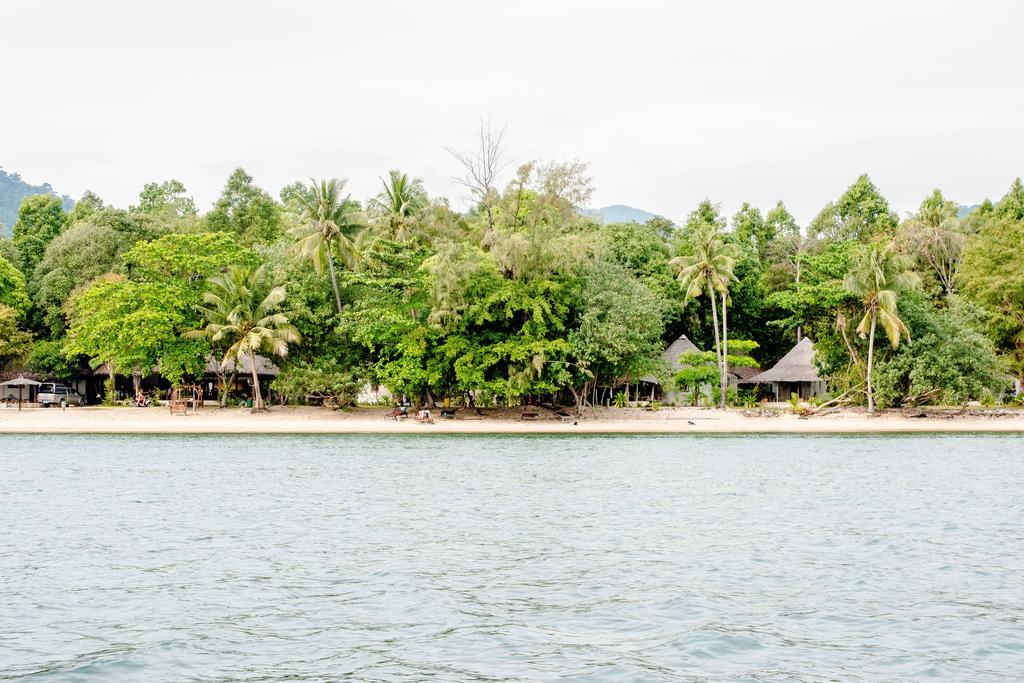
[1, 405, 1023, 434]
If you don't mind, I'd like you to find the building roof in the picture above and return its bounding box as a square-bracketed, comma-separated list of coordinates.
[730, 365, 762, 381]
[205, 354, 280, 376]
[740, 337, 822, 384]
[640, 334, 702, 383]
[95, 355, 280, 377]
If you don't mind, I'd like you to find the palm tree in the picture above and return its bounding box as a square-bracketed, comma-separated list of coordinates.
[289, 178, 364, 314]
[188, 265, 300, 411]
[367, 170, 428, 242]
[671, 226, 738, 409]
[898, 199, 965, 295]
[843, 244, 918, 413]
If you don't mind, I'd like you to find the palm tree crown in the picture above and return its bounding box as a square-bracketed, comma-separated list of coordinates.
[368, 170, 429, 242]
[289, 178, 364, 312]
[843, 245, 918, 348]
[189, 264, 300, 410]
[671, 227, 737, 301]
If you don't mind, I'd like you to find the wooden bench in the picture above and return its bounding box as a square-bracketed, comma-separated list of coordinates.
[521, 411, 539, 421]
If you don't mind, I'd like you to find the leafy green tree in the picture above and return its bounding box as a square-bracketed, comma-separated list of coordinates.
[0, 304, 32, 367]
[568, 260, 666, 398]
[270, 359, 360, 408]
[0, 238, 20, 268]
[26, 339, 81, 381]
[31, 221, 124, 335]
[764, 201, 800, 239]
[12, 194, 67, 274]
[367, 170, 429, 243]
[66, 275, 195, 393]
[897, 189, 965, 294]
[674, 354, 720, 406]
[133, 179, 197, 217]
[206, 168, 283, 244]
[65, 190, 105, 224]
[960, 213, 1024, 379]
[289, 178, 365, 313]
[810, 174, 898, 242]
[873, 295, 1007, 407]
[0, 253, 30, 313]
[674, 340, 760, 405]
[124, 232, 255, 291]
[341, 241, 449, 404]
[992, 178, 1024, 221]
[189, 265, 300, 411]
[672, 223, 738, 408]
[731, 202, 768, 258]
[843, 244, 919, 412]
[600, 221, 680, 325]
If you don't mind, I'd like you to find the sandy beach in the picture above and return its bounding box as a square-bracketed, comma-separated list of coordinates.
[2, 404, 1024, 434]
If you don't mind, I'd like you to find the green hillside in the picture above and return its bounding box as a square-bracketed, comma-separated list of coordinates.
[0, 167, 75, 236]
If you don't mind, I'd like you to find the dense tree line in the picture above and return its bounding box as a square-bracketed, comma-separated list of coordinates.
[0, 136, 1020, 411]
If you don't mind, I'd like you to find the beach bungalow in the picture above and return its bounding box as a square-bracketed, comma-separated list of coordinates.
[637, 334, 704, 404]
[740, 337, 827, 401]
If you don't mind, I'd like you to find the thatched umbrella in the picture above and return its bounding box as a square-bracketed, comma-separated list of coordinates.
[0, 376, 41, 412]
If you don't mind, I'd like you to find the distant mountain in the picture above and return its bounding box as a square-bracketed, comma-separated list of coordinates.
[588, 204, 659, 225]
[0, 168, 75, 236]
[957, 204, 979, 219]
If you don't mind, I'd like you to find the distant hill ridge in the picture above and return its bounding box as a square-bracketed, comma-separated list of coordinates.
[0, 167, 75, 236]
[587, 204, 660, 225]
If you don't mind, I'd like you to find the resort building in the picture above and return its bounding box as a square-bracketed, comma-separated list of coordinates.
[740, 336, 827, 401]
[637, 334, 703, 404]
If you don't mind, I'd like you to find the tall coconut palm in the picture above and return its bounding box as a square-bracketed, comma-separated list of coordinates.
[367, 169, 428, 242]
[843, 244, 918, 413]
[671, 226, 737, 409]
[289, 178, 364, 314]
[188, 265, 300, 411]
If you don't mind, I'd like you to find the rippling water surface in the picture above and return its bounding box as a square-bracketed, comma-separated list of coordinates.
[2, 434, 1024, 681]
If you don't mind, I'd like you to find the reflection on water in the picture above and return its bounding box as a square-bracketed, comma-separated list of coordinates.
[2, 434, 1023, 681]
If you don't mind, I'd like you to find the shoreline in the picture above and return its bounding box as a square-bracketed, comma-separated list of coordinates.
[2, 405, 1024, 435]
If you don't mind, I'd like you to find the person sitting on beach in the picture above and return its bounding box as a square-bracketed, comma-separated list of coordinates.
[416, 408, 431, 422]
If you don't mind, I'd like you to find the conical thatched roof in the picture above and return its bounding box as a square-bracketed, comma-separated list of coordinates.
[640, 334, 702, 383]
[741, 337, 821, 384]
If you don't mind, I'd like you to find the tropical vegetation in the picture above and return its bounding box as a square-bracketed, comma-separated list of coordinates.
[0, 135, 1019, 411]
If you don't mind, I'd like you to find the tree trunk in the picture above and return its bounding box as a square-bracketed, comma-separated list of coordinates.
[795, 256, 802, 342]
[707, 282, 723, 410]
[326, 248, 343, 314]
[720, 292, 728, 410]
[866, 310, 877, 414]
[249, 352, 264, 411]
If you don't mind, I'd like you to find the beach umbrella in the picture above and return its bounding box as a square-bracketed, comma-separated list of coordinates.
[0, 376, 41, 412]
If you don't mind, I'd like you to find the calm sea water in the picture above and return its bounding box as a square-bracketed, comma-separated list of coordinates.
[2, 434, 1023, 681]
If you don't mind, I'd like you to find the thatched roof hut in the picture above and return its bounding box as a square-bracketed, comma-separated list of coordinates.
[640, 334, 701, 384]
[740, 337, 826, 400]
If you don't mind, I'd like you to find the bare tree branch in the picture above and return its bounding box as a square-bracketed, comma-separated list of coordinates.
[445, 119, 511, 230]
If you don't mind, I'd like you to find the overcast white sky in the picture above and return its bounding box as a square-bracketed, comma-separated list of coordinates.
[2, 0, 1022, 224]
